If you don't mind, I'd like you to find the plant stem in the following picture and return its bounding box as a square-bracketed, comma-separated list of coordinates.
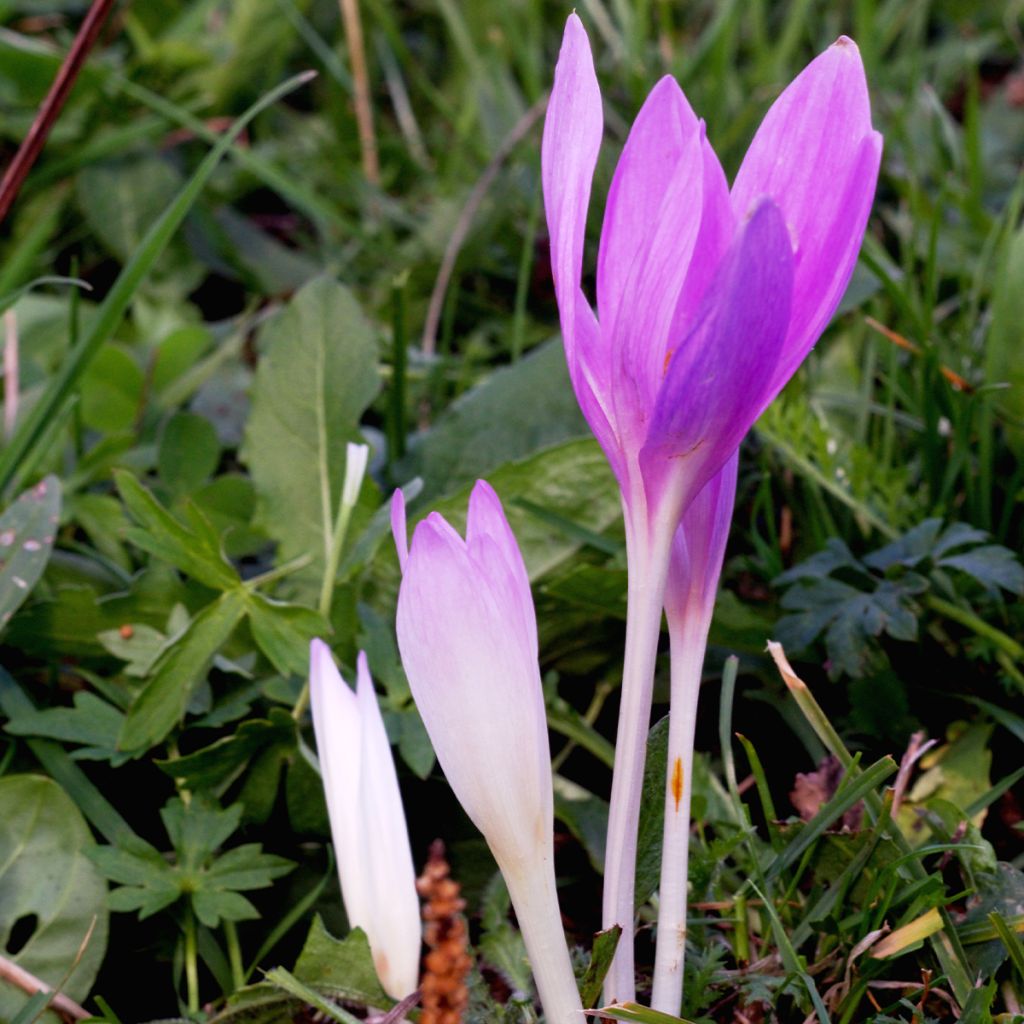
[650, 606, 711, 1014]
[500, 854, 583, 1024]
[224, 919, 244, 992]
[602, 502, 674, 1005]
[183, 909, 199, 1014]
[925, 594, 1024, 662]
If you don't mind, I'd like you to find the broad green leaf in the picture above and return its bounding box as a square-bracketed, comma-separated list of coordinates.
[579, 927, 622, 1009]
[115, 469, 239, 590]
[242, 277, 379, 589]
[158, 412, 221, 497]
[79, 344, 145, 434]
[635, 716, 668, 908]
[987, 224, 1024, 454]
[118, 588, 249, 752]
[292, 916, 391, 1009]
[0, 776, 109, 1016]
[0, 474, 60, 630]
[247, 594, 328, 677]
[553, 774, 607, 874]
[367, 439, 621, 609]
[407, 337, 587, 499]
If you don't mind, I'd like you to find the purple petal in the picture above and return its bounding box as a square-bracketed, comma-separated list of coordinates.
[731, 37, 881, 396]
[665, 451, 738, 621]
[542, 15, 620, 470]
[597, 77, 700, 333]
[607, 119, 705, 439]
[639, 198, 793, 517]
[667, 138, 735, 347]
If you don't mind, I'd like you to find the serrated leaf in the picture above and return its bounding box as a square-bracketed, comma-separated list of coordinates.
[118, 588, 249, 752]
[247, 594, 328, 677]
[5, 692, 127, 764]
[115, 470, 239, 590]
[292, 916, 391, 1009]
[0, 475, 60, 630]
[635, 716, 668, 908]
[938, 545, 1024, 595]
[0, 775, 108, 1016]
[241, 277, 380, 589]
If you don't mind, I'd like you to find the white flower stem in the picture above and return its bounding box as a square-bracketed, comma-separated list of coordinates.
[501, 854, 583, 1024]
[650, 604, 712, 1014]
[601, 503, 674, 1005]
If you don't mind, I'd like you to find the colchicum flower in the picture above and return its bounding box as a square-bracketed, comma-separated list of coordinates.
[392, 481, 583, 1024]
[542, 13, 881, 1004]
[309, 641, 421, 1000]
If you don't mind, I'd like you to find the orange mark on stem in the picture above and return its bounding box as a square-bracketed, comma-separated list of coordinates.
[671, 757, 684, 812]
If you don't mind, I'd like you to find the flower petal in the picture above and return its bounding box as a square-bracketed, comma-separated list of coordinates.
[353, 652, 422, 998]
[665, 451, 738, 621]
[542, 15, 603, 373]
[397, 514, 552, 862]
[608, 118, 705, 439]
[731, 37, 881, 396]
[597, 77, 700, 332]
[639, 198, 793, 518]
[466, 480, 537, 655]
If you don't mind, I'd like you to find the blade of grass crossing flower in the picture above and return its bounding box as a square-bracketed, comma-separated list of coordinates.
[0, 70, 317, 497]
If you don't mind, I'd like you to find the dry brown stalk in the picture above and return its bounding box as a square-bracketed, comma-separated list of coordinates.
[416, 840, 472, 1024]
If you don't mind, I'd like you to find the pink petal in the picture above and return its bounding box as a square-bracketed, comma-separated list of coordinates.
[466, 480, 537, 655]
[665, 451, 738, 621]
[597, 77, 700, 333]
[731, 37, 881, 396]
[541, 15, 603, 380]
[607, 120, 705, 440]
[640, 198, 794, 517]
[397, 514, 552, 858]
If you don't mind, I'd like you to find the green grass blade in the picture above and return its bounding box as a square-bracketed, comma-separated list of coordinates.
[0, 69, 316, 497]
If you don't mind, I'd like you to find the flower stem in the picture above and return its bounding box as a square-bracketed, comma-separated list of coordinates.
[224, 919, 244, 991]
[183, 907, 199, 1014]
[602, 507, 674, 1005]
[650, 606, 712, 1014]
[501, 855, 583, 1024]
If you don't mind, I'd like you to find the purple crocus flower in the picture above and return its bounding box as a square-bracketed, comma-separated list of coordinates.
[542, 14, 881, 1003]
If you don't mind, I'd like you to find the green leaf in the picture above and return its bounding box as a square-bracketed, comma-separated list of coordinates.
[5, 691, 128, 765]
[115, 470, 239, 590]
[158, 412, 221, 498]
[292, 916, 391, 1009]
[635, 716, 669, 908]
[591, 1001, 697, 1024]
[579, 927, 621, 1009]
[553, 774, 607, 874]
[156, 707, 296, 792]
[241, 277, 380, 588]
[263, 969, 362, 1024]
[987, 224, 1024, 455]
[0, 776, 109, 1016]
[0, 475, 60, 630]
[407, 337, 587, 498]
[118, 588, 249, 753]
[247, 594, 328, 677]
[79, 344, 145, 434]
[367, 439, 621, 609]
